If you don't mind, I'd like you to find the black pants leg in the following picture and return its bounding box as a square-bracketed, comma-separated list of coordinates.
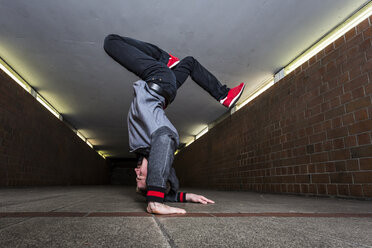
[113, 35, 170, 64]
[104, 34, 229, 102]
[172, 56, 229, 101]
[103, 34, 175, 85]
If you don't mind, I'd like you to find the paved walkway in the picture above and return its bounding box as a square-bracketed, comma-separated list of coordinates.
[0, 186, 371, 247]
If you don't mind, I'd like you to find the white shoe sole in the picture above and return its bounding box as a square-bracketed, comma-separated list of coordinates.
[228, 84, 245, 109]
[169, 60, 180, 69]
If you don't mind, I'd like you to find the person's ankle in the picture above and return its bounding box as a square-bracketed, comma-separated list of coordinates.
[148, 201, 160, 208]
[147, 201, 160, 213]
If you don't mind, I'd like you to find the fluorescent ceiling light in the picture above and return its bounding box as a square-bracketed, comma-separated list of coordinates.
[185, 138, 195, 147]
[178, 2, 371, 155]
[195, 126, 208, 140]
[98, 151, 107, 159]
[0, 57, 107, 157]
[236, 77, 274, 110]
[285, 1, 372, 75]
[36, 94, 61, 119]
[76, 131, 86, 142]
[0, 58, 31, 92]
[1, 57, 61, 120]
[86, 140, 94, 148]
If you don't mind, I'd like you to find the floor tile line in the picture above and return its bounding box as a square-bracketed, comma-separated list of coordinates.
[49, 195, 96, 213]
[297, 228, 372, 248]
[0, 217, 35, 230]
[153, 215, 177, 248]
[1, 212, 372, 218]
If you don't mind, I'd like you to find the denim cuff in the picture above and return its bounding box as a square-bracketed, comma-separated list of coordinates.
[146, 186, 166, 203]
[177, 192, 187, 202]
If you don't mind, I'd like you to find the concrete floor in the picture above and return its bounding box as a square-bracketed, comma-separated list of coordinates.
[0, 186, 371, 248]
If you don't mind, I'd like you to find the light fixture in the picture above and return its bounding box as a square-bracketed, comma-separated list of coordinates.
[195, 126, 208, 140]
[177, 2, 371, 155]
[285, 1, 372, 75]
[86, 140, 94, 149]
[236, 77, 274, 111]
[76, 131, 86, 142]
[98, 151, 107, 159]
[185, 138, 195, 147]
[0, 58, 31, 92]
[0, 57, 107, 157]
[36, 94, 62, 120]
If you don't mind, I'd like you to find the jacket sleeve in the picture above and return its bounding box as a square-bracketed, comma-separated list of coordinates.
[165, 191, 187, 202]
[164, 168, 187, 202]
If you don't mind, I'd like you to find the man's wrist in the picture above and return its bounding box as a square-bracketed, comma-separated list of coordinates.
[177, 192, 187, 202]
[146, 186, 166, 203]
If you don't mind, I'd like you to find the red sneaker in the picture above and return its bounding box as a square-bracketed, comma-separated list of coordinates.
[220, 82, 245, 108]
[167, 53, 180, 68]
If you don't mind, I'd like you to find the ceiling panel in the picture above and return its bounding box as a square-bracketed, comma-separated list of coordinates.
[0, 0, 368, 157]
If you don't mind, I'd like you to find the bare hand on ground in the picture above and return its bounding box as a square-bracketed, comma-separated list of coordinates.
[186, 193, 215, 204]
[147, 202, 186, 215]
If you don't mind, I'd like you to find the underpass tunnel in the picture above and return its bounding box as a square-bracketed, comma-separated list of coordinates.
[1, 1, 372, 247]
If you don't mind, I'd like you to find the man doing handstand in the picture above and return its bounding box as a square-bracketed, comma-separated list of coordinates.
[104, 34, 245, 214]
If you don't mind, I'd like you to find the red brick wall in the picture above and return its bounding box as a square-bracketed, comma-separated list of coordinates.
[0, 70, 110, 186]
[174, 16, 372, 199]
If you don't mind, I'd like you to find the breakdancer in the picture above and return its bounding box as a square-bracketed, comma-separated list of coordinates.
[104, 34, 245, 214]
